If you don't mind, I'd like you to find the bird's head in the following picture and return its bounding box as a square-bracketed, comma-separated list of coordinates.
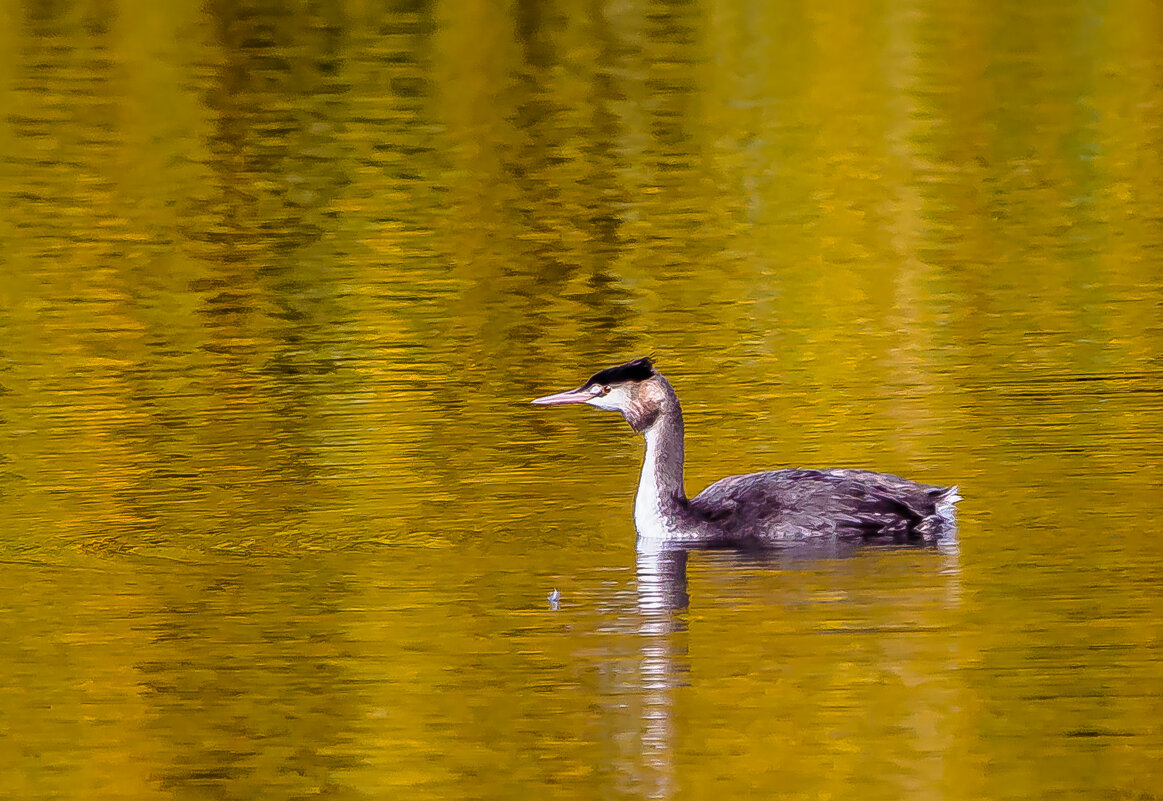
[531, 357, 672, 432]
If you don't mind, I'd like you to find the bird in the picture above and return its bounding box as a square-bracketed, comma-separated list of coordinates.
[531, 357, 959, 551]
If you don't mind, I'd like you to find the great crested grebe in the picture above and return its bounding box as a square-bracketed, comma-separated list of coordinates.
[532, 357, 959, 551]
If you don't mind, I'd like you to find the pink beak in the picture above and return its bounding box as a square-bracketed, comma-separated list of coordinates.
[531, 388, 592, 406]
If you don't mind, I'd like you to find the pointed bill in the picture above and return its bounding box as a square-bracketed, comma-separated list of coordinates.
[531, 387, 592, 405]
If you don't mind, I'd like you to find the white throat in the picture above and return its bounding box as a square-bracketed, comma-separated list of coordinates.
[634, 425, 676, 546]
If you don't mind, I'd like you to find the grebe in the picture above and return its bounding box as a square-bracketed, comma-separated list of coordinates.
[532, 357, 959, 551]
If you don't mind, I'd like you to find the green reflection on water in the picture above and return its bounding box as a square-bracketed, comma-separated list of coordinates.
[0, 0, 1161, 799]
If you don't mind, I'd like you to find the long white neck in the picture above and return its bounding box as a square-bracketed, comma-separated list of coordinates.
[634, 396, 688, 548]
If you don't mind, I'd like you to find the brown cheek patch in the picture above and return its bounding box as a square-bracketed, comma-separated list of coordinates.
[625, 400, 659, 432]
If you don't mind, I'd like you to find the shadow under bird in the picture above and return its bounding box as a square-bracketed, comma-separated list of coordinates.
[532, 357, 959, 552]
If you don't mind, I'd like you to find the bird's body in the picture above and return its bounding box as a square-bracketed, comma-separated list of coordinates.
[666, 468, 956, 547]
[533, 357, 959, 552]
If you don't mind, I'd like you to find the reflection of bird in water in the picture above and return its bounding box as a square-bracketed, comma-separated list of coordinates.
[533, 357, 960, 552]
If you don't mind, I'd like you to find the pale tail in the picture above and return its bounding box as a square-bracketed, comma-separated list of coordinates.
[932, 485, 961, 547]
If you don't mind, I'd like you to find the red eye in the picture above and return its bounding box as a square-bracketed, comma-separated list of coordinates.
[601, 385, 611, 396]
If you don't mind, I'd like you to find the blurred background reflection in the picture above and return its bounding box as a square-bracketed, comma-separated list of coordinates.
[1, 0, 1160, 798]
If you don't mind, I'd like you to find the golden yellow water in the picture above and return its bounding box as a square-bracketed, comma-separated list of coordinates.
[1, 1, 1162, 798]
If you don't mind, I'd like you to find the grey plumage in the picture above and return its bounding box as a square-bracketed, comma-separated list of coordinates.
[687, 468, 960, 546]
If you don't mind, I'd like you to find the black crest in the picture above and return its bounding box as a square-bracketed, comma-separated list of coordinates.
[585, 357, 655, 387]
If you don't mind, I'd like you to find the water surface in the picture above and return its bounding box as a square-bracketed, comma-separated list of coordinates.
[1, 0, 1162, 798]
